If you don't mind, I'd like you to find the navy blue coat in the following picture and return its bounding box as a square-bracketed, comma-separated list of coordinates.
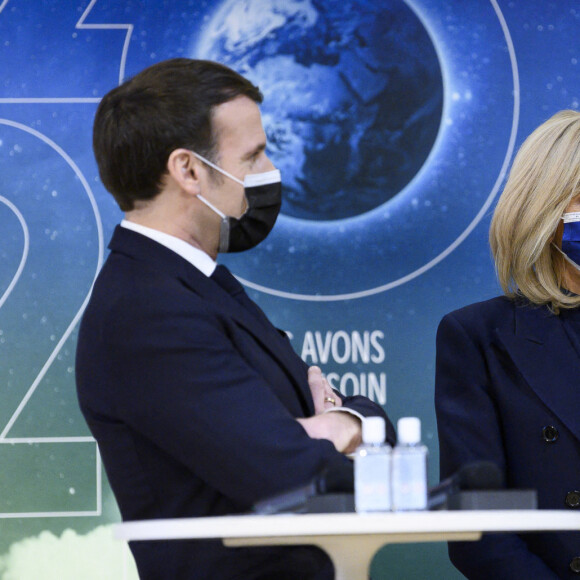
[76, 226, 394, 580]
[435, 296, 580, 579]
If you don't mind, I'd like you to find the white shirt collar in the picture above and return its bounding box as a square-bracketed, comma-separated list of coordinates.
[120, 219, 216, 277]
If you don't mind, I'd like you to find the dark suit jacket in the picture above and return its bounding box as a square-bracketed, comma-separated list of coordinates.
[76, 226, 394, 580]
[435, 296, 580, 579]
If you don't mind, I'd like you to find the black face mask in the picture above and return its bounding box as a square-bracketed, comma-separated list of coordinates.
[192, 152, 282, 253]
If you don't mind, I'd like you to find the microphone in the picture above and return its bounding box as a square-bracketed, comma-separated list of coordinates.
[428, 461, 504, 510]
[252, 462, 354, 515]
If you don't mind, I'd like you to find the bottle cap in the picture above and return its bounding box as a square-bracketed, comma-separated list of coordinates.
[397, 417, 421, 444]
[362, 416, 386, 444]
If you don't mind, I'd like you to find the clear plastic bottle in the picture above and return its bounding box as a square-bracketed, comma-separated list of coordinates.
[391, 417, 428, 511]
[354, 416, 392, 512]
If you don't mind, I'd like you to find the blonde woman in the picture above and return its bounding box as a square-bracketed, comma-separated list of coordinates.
[435, 110, 580, 579]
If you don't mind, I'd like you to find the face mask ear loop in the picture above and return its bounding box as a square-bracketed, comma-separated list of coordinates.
[552, 242, 580, 272]
[196, 194, 231, 253]
[196, 194, 227, 219]
[190, 151, 244, 186]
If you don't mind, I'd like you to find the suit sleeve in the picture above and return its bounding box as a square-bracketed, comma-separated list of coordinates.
[331, 395, 396, 445]
[92, 287, 353, 508]
[435, 312, 560, 580]
[287, 340, 396, 445]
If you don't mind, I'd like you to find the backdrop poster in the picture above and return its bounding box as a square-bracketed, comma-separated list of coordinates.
[0, 1, 578, 578]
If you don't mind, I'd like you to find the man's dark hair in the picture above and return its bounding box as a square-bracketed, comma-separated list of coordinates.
[93, 58, 263, 211]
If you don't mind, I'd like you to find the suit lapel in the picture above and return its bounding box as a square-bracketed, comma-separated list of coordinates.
[109, 226, 314, 415]
[497, 303, 580, 442]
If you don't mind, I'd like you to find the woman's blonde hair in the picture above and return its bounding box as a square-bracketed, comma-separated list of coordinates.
[490, 109, 580, 311]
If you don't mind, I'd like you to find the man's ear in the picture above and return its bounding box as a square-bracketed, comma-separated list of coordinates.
[167, 149, 201, 193]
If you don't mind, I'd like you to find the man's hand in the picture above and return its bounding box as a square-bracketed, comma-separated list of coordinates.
[307, 366, 342, 414]
[297, 412, 362, 455]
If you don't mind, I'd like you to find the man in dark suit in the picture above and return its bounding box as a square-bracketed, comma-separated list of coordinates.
[75, 58, 394, 580]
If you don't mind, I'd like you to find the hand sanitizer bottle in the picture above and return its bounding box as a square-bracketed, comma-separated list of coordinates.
[354, 416, 392, 512]
[391, 417, 428, 511]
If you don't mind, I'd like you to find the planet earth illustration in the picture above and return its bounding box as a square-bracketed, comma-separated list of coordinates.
[196, 0, 443, 221]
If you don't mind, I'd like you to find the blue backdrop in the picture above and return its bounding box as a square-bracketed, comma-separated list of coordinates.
[0, 1, 578, 578]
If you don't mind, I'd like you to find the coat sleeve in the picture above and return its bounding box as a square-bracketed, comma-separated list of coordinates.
[333, 395, 396, 445]
[274, 328, 396, 444]
[83, 284, 352, 508]
[434, 311, 560, 579]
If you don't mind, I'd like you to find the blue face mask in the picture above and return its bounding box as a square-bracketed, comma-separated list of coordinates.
[559, 212, 580, 270]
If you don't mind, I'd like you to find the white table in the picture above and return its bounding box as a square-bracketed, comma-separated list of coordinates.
[114, 510, 580, 579]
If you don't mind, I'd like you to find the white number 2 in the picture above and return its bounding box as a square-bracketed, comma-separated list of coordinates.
[0, 119, 104, 518]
